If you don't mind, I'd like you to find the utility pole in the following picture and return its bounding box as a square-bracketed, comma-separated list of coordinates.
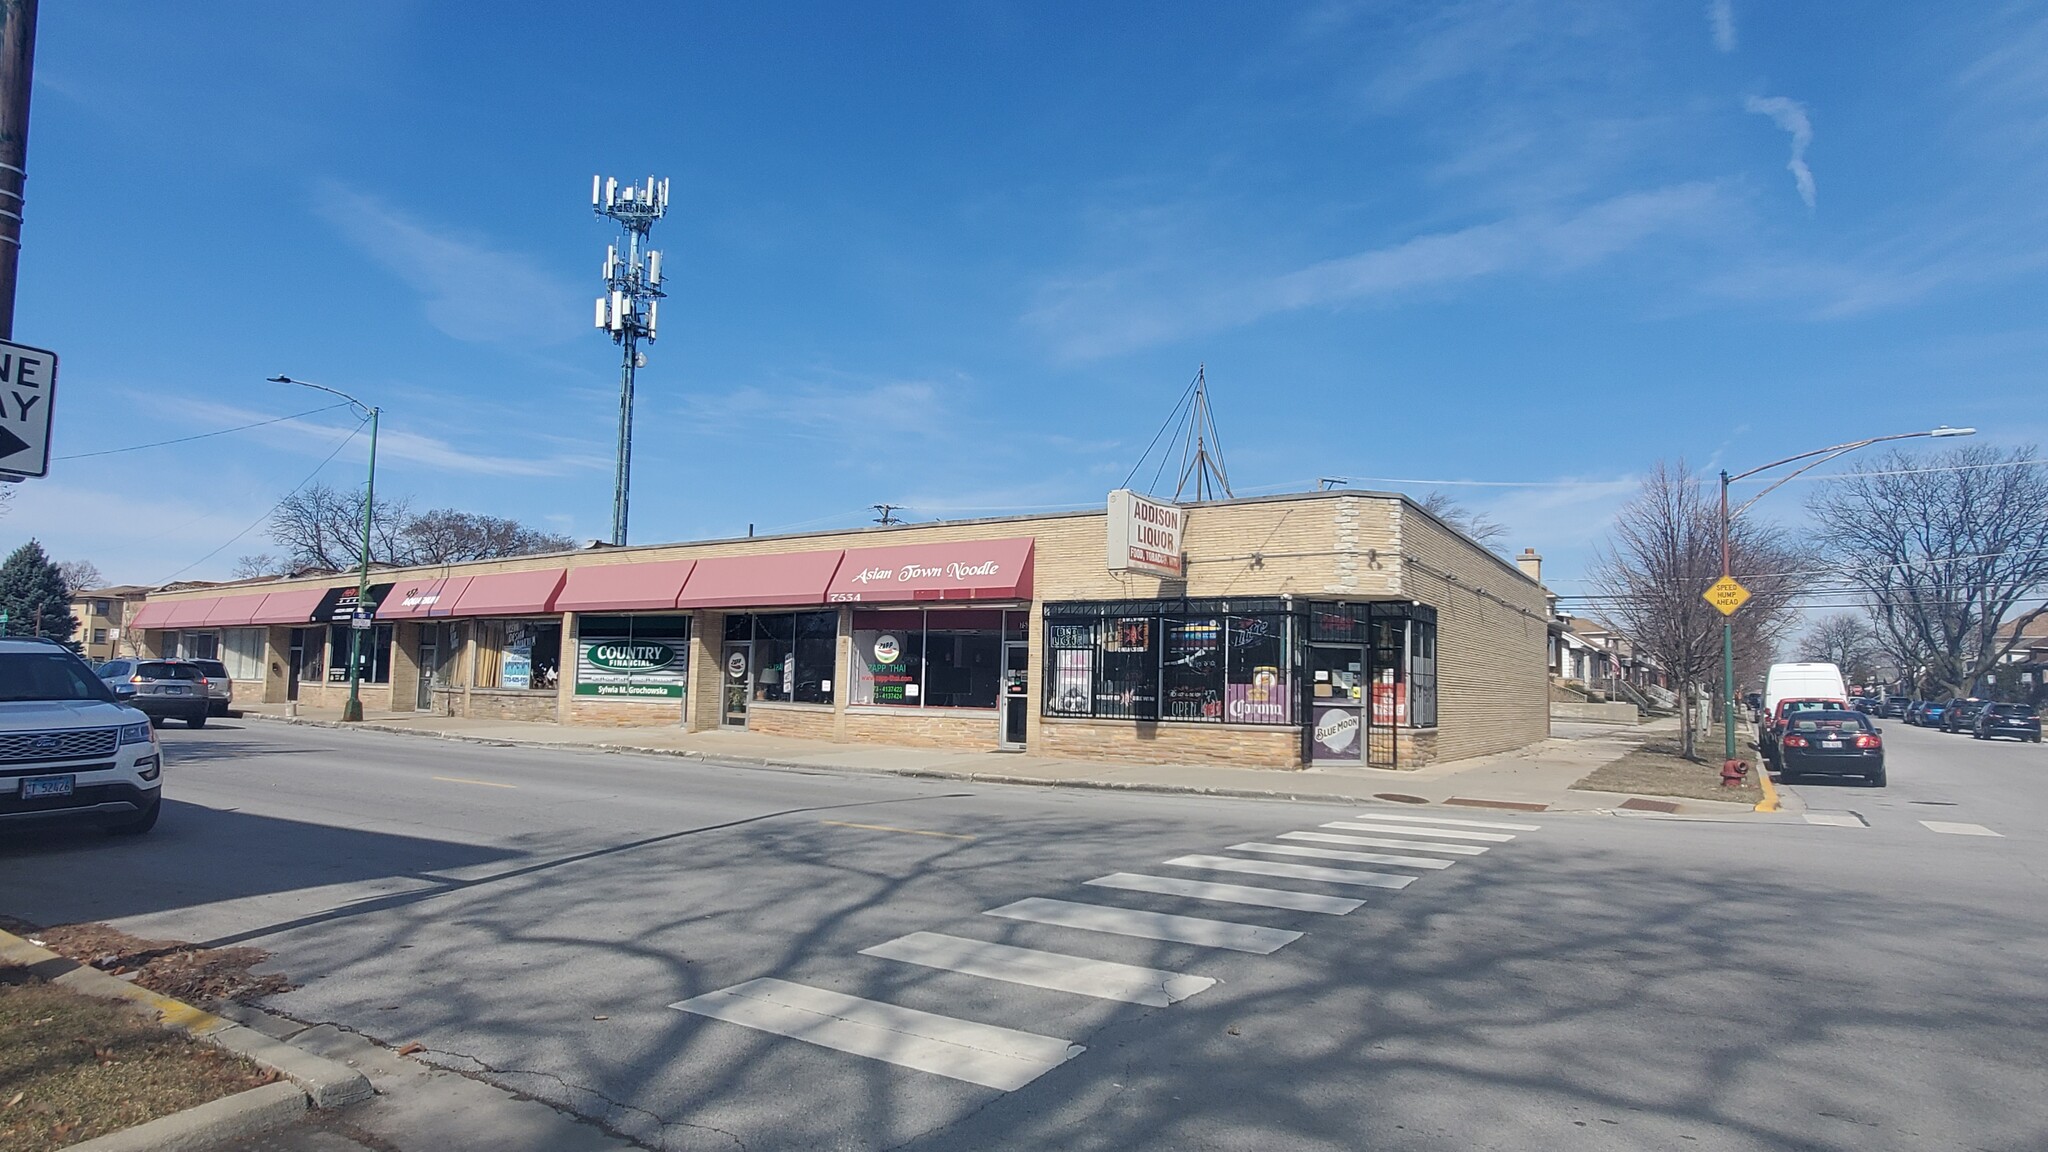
[271, 376, 380, 722]
[592, 175, 668, 547]
[872, 504, 901, 525]
[0, 0, 38, 340]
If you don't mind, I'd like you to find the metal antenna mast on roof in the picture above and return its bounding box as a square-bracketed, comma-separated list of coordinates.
[592, 174, 670, 546]
[1172, 365, 1234, 503]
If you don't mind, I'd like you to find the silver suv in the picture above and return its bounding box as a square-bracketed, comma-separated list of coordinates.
[1, 637, 164, 834]
[190, 658, 234, 717]
[94, 658, 211, 727]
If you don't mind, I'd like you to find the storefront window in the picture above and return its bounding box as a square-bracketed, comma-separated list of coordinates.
[327, 623, 394, 684]
[852, 609, 1014, 709]
[472, 619, 561, 690]
[222, 628, 266, 682]
[1410, 619, 1438, 728]
[1043, 601, 1295, 726]
[576, 615, 690, 701]
[749, 611, 835, 704]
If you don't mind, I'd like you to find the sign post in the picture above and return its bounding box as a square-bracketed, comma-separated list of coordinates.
[0, 339, 57, 480]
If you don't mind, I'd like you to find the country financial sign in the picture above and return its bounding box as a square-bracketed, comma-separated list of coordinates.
[1106, 489, 1186, 579]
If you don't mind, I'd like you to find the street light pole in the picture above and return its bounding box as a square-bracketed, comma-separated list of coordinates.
[269, 375, 380, 723]
[1717, 425, 1975, 765]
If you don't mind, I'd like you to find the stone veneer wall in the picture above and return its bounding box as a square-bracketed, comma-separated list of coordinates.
[841, 707, 1001, 749]
[1035, 718, 1303, 769]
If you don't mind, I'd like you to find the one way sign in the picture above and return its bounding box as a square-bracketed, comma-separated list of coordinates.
[0, 339, 57, 480]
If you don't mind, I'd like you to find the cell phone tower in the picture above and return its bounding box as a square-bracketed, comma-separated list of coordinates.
[592, 174, 669, 546]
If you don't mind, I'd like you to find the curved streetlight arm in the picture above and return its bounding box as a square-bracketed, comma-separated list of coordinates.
[1722, 426, 1975, 523]
[267, 374, 374, 420]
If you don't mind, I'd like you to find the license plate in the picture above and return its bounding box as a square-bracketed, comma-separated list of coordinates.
[21, 775, 75, 799]
[1821, 740, 1842, 749]
[161, 685, 187, 694]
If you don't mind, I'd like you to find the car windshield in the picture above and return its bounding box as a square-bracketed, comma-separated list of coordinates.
[0, 651, 118, 703]
[137, 662, 203, 681]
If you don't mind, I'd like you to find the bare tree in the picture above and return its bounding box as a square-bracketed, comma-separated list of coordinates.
[1808, 445, 2048, 697]
[54, 559, 104, 593]
[1798, 612, 1883, 685]
[402, 509, 575, 565]
[1588, 461, 1801, 759]
[1420, 491, 1508, 551]
[266, 484, 569, 571]
[232, 553, 289, 580]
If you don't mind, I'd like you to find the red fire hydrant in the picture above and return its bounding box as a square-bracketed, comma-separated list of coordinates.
[1721, 759, 1750, 787]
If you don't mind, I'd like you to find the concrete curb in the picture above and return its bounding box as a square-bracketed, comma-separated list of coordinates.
[238, 711, 1666, 815]
[1754, 757, 1781, 813]
[0, 929, 373, 1111]
[62, 1082, 305, 1152]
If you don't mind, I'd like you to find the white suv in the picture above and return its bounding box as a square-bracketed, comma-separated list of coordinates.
[0, 637, 163, 835]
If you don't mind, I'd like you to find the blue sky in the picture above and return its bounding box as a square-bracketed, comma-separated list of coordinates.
[7, 1, 2045, 597]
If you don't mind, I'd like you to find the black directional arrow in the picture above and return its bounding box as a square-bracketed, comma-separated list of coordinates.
[0, 425, 26, 460]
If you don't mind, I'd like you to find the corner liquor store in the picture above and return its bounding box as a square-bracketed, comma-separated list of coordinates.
[128, 490, 1551, 769]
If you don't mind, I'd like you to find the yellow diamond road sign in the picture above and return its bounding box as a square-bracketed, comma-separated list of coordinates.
[1704, 576, 1751, 616]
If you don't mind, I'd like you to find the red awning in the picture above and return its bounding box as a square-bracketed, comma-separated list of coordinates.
[826, 537, 1034, 603]
[676, 551, 845, 609]
[378, 576, 473, 620]
[126, 600, 174, 630]
[249, 586, 331, 626]
[447, 569, 567, 616]
[556, 560, 697, 613]
[203, 594, 271, 627]
[159, 598, 220, 628]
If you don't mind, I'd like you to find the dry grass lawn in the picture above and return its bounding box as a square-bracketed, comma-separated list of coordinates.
[1572, 725, 1763, 804]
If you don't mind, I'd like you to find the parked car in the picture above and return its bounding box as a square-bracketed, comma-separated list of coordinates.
[1762, 696, 1851, 768]
[1777, 708, 1886, 787]
[1917, 700, 1949, 728]
[1941, 699, 1988, 734]
[1879, 697, 1910, 719]
[94, 658, 210, 728]
[1849, 697, 1876, 713]
[1973, 702, 2042, 743]
[1, 637, 164, 834]
[189, 658, 233, 717]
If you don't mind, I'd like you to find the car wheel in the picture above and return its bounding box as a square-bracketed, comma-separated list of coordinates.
[107, 798, 160, 835]
[1867, 768, 1886, 788]
[148, 715, 165, 728]
[187, 712, 207, 729]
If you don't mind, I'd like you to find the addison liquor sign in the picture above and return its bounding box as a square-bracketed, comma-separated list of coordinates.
[576, 636, 688, 699]
[1106, 490, 1186, 578]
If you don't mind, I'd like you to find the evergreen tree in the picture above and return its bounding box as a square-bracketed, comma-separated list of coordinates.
[0, 539, 80, 646]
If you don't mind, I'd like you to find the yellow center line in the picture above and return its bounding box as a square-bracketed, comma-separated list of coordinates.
[820, 820, 974, 841]
[433, 776, 519, 790]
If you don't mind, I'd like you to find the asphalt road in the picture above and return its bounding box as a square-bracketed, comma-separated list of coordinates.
[4, 718, 2044, 1151]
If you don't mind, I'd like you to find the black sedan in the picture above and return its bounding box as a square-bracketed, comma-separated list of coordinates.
[1777, 710, 1886, 787]
[1973, 702, 2042, 743]
[1941, 699, 1989, 733]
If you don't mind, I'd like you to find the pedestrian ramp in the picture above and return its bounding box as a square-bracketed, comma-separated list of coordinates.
[670, 808, 1540, 1092]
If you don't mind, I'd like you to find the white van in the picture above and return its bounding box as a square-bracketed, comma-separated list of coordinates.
[1764, 663, 1849, 719]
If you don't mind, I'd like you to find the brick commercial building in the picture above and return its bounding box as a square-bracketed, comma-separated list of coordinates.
[125, 490, 1550, 769]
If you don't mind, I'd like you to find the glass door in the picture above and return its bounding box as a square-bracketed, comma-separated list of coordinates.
[721, 642, 751, 727]
[418, 641, 437, 709]
[1001, 641, 1029, 748]
[287, 633, 303, 701]
[1308, 643, 1366, 764]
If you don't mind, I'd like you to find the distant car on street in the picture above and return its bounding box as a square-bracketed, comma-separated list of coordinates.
[94, 658, 210, 728]
[1915, 700, 1949, 728]
[1879, 697, 1911, 719]
[1776, 708, 1886, 787]
[1972, 702, 2042, 743]
[189, 658, 233, 717]
[1849, 697, 1876, 713]
[1941, 699, 1988, 734]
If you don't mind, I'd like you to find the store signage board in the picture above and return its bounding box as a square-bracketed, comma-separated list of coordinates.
[0, 340, 58, 479]
[1703, 576, 1750, 617]
[1106, 490, 1186, 578]
[577, 636, 687, 699]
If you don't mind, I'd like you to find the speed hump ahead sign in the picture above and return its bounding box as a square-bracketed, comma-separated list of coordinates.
[0, 340, 57, 479]
[1703, 575, 1751, 616]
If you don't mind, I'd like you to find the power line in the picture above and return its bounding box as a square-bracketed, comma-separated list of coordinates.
[157, 417, 369, 584]
[55, 402, 353, 461]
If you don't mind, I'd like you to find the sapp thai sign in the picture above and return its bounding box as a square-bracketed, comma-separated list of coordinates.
[1106, 490, 1186, 578]
[576, 637, 688, 699]
[825, 538, 1034, 603]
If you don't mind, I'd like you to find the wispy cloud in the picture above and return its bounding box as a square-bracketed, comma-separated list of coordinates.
[676, 376, 962, 444]
[1027, 182, 1725, 360]
[1745, 95, 1816, 209]
[159, 398, 605, 478]
[315, 185, 584, 347]
[1707, 0, 1737, 52]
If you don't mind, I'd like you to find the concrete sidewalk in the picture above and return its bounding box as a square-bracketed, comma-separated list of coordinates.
[231, 704, 1761, 817]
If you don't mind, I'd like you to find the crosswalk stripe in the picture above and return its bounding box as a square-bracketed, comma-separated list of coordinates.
[1352, 811, 1541, 831]
[1278, 830, 1489, 855]
[669, 977, 1083, 1091]
[1165, 853, 1419, 890]
[1803, 813, 1866, 827]
[1919, 820, 2002, 837]
[1322, 820, 1516, 843]
[1086, 872, 1365, 915]
[984, 897, 1302, 954]
[1229, 841, 1455, 870]
[862, 931, 1214, 1007]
